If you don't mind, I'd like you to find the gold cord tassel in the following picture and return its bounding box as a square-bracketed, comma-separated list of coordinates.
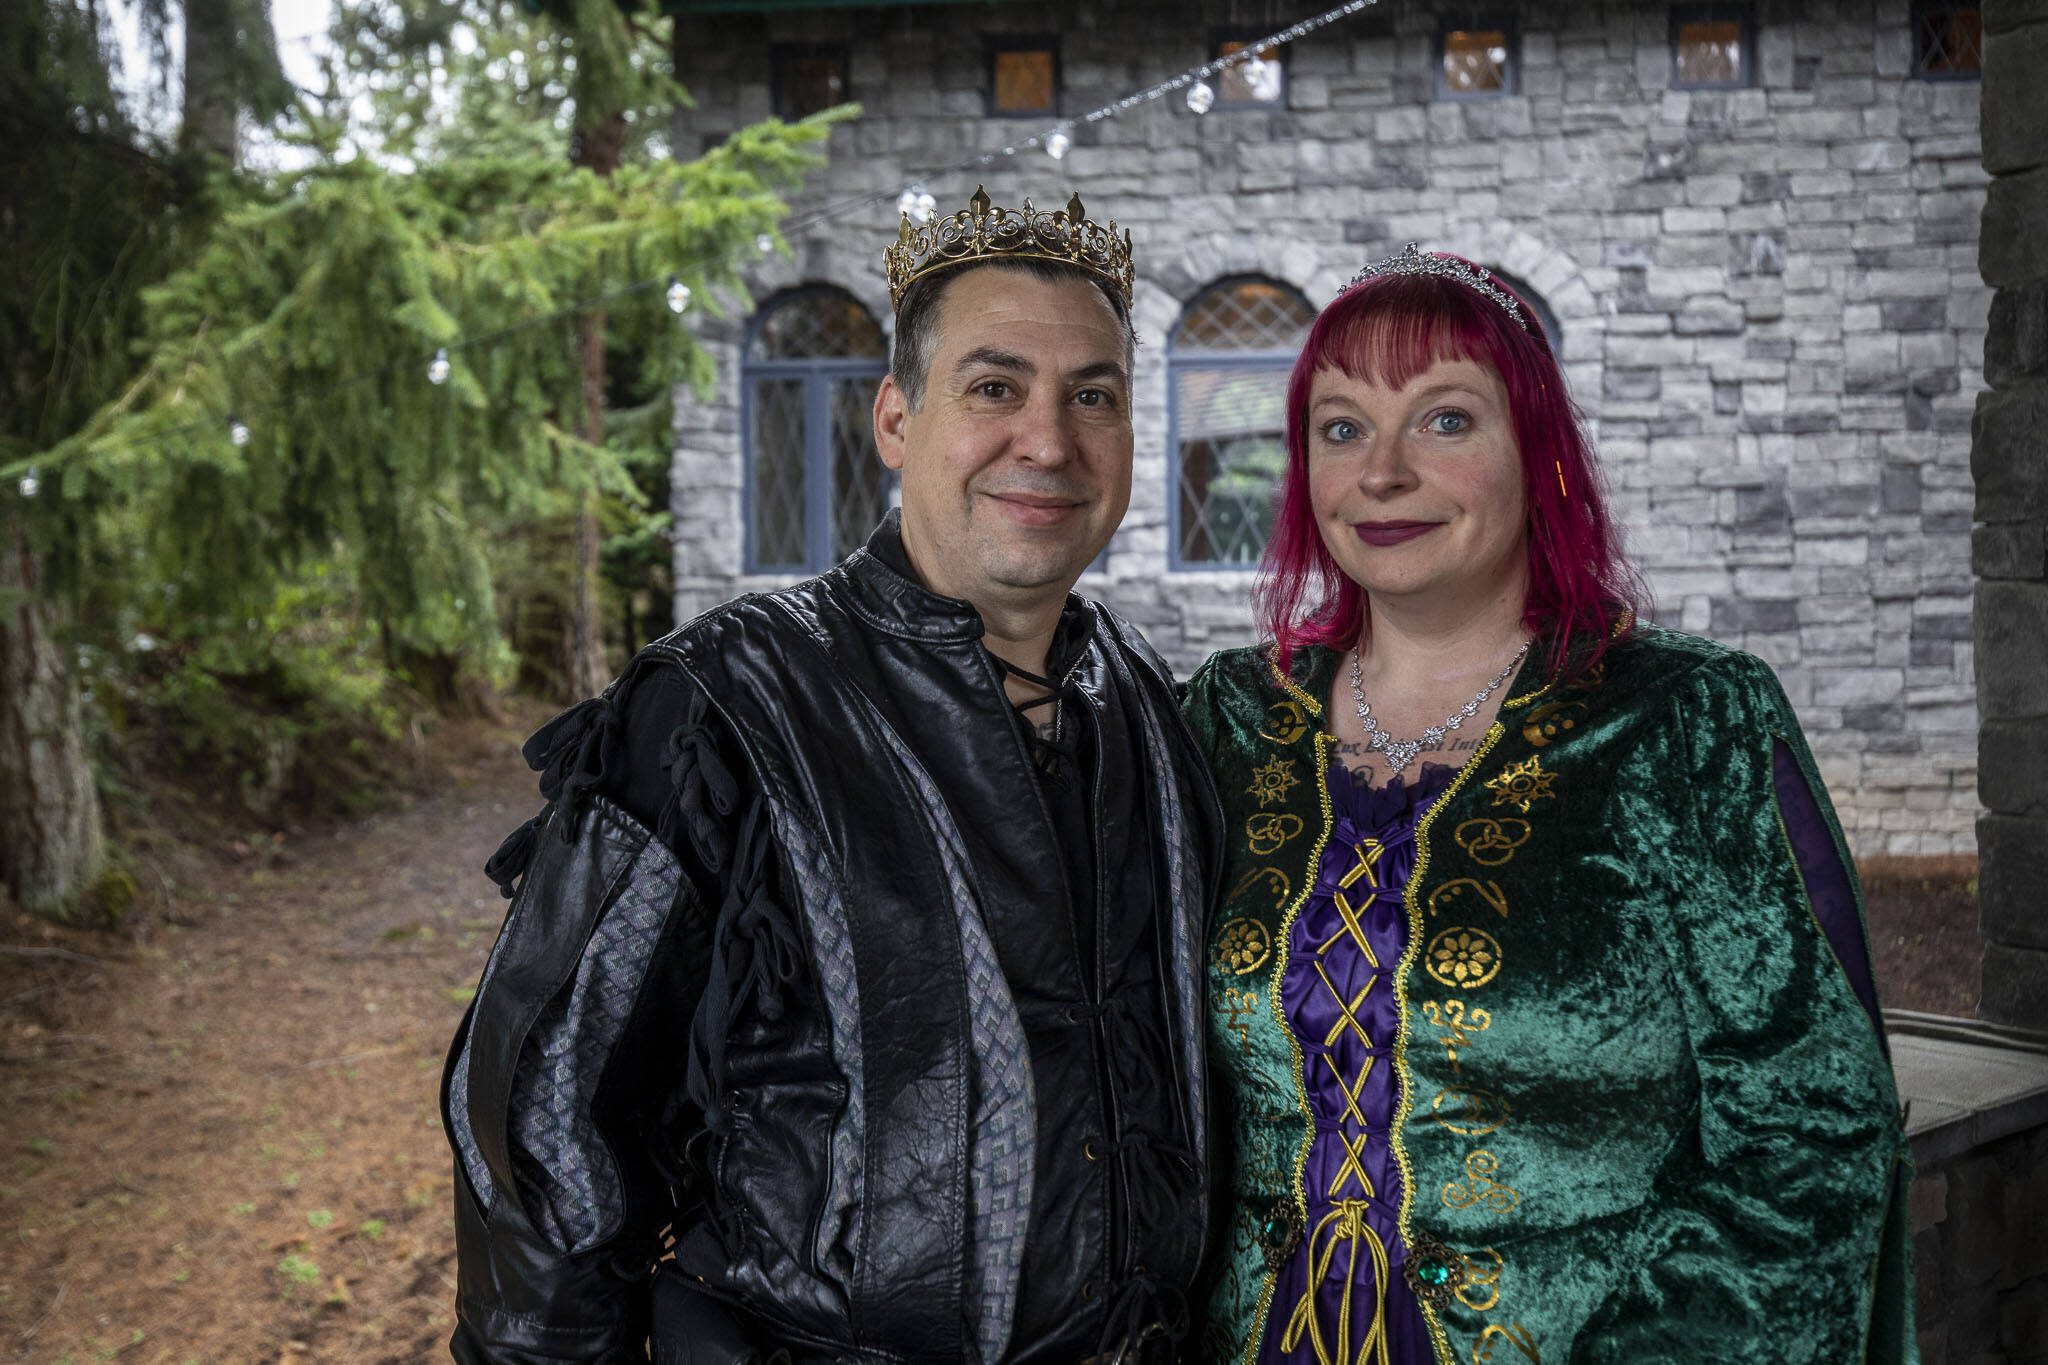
[1278, 1198, 1392, 1365]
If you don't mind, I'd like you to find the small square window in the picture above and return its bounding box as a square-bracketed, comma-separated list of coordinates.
[1437, 20, 1517, 98]
[772, 45, 848, 120]
[1912, 3, 1983, 79]
[1214, 34, 1285, 106]
[1670, 6, 1754, 89]
[988, 40, 1058, 116]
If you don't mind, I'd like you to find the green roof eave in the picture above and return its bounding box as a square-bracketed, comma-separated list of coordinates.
[666, 0, 999, 11]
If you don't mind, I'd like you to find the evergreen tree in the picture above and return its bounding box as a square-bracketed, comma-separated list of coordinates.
[0, 0, 847, 921]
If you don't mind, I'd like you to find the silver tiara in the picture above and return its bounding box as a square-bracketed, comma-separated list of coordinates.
[1345, 242, 1531, 333]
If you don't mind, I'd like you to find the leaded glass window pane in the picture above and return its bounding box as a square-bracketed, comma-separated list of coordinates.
[1175, 371, 1288, 565]
[1215, 39, 1283, 105]
[830, 377, 887, 560]
[773, 45, 848, 120]
[750, 293, 886, 361]
[1675, 21, 1743, 85]
[1173, 281, 1314, 353]
[1442, 28, 1511, 95]
[1913, 5, 1982, 78]
[1170, 277, 1314, 567]
[991, 45, 1057, 115]
[743, 287, 890, 572]
[750, 377, 808, 568]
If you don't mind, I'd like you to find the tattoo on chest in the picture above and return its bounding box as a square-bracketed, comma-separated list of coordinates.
[1334, 733, 1482, 783]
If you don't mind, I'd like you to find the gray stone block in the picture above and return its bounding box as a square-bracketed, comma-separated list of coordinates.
[1712, 596, 1800, 633]
[1883, 463, 1925, 513]
[1971, 385, 2048, 520]
[1980, 720, 2048, 813]
[1982, 167, 2048, 289]
[1986, 1, 2048, 34]
[1843, 702, 1907, 733]
[1986, 283, 2048, 388]
[1983, 16, 2048, 175]
[1977, 580, 2048, 720]
[1974, 522, 2048, 580]
[1604, 367, 1662, 401]
[1735, 485, 1792, 532]
[1980, 941, 2048, 1033]
[1882, 297, 1952, 332]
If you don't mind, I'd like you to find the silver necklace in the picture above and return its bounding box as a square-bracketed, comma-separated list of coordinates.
[1347, 639, 1533, 777]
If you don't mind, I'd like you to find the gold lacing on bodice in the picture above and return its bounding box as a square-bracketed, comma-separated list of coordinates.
[1279, 836, 1394, 1365]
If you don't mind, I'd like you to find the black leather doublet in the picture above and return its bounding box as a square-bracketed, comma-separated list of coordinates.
[443, 524, 1223, 1364]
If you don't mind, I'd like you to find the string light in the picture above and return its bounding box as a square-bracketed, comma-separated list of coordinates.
[665, 276, 691, 314]
[1244, 53, 1282, 101]
[0, 0, 1381, 482]
[428, 348, 452, 384]
[895, 186, 937, 224]
[17, 466, 39, 498]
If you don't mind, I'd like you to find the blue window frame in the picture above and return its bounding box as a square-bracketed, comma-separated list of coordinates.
[742, 286, 891, 574]
[1168, 276, 1314, 569]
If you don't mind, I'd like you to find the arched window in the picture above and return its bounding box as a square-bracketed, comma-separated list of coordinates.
[743, 286, 890, 572]
[1486, 266, 1563, 352]
[1169, 276, 1315, 567]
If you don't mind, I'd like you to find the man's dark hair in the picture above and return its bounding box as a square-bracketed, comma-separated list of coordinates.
[890, 259, 1136, 411]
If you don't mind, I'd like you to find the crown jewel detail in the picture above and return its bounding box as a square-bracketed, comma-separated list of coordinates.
[1346, 243, 1531, 333]
[884, 185, 1135, 312]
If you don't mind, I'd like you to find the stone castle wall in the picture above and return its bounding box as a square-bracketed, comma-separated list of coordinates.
[667, 0, 1986, 856]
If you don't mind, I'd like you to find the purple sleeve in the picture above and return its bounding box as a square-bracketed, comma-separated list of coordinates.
[1771, 739, 1886, 1052]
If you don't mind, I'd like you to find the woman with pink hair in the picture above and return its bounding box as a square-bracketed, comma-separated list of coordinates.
[1183, 246, 1913, 1364]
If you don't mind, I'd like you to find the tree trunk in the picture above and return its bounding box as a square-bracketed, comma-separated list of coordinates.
[568, 307, 609, 699]
[178, 0, 239, 164]
[564, 110, 629, 700]
[0, 510, 110, 921]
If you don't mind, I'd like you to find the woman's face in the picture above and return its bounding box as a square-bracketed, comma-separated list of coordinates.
[1304, 355, 1529, 615]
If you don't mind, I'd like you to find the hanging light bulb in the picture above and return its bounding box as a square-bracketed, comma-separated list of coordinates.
[229, 416, 251, 447]
[428, 348, 452, 385]
[1044, 126, 1071, 160]
[895, 187, 936, 226]
[1244, 53, 1282, 102]
[1185, 80, 1216, 114]
[17, 466, 39, 499]
[756, 232, 775, 255]
[666, 276, 691, 314]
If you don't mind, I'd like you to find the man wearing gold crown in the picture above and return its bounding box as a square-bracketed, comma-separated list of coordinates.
[441, 187, 1223, 1364]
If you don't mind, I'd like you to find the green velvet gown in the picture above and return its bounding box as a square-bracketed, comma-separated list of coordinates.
[1181, 623, 1916, 1365]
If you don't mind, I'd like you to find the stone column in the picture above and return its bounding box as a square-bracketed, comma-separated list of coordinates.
[1975, 2, 2048, 1027]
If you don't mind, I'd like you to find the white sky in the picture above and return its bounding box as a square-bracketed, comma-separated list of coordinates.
[111, 0, 338, 157]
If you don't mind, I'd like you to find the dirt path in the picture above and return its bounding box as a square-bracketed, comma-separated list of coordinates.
[0, 717, 539, 1363]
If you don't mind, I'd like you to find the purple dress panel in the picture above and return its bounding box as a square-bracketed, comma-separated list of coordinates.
[1259, 762, 1450, 1365]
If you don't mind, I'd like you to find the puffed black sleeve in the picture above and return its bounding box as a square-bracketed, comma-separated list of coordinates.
[441, 661, 744, 1363]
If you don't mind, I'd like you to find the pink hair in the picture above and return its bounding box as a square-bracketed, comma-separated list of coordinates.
[1256, 259, 1646, 685]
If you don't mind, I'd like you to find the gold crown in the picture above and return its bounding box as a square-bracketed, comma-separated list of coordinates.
[884, 185, 1135, 313]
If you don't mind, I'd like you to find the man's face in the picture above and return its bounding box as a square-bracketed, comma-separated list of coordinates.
[873, 268, 1133, 610]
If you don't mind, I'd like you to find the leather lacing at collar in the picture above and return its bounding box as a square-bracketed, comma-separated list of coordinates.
[993, 655, 1082, 789]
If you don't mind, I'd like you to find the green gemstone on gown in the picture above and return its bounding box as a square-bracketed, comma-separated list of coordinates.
[1418, 1261, 1452, 1286]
